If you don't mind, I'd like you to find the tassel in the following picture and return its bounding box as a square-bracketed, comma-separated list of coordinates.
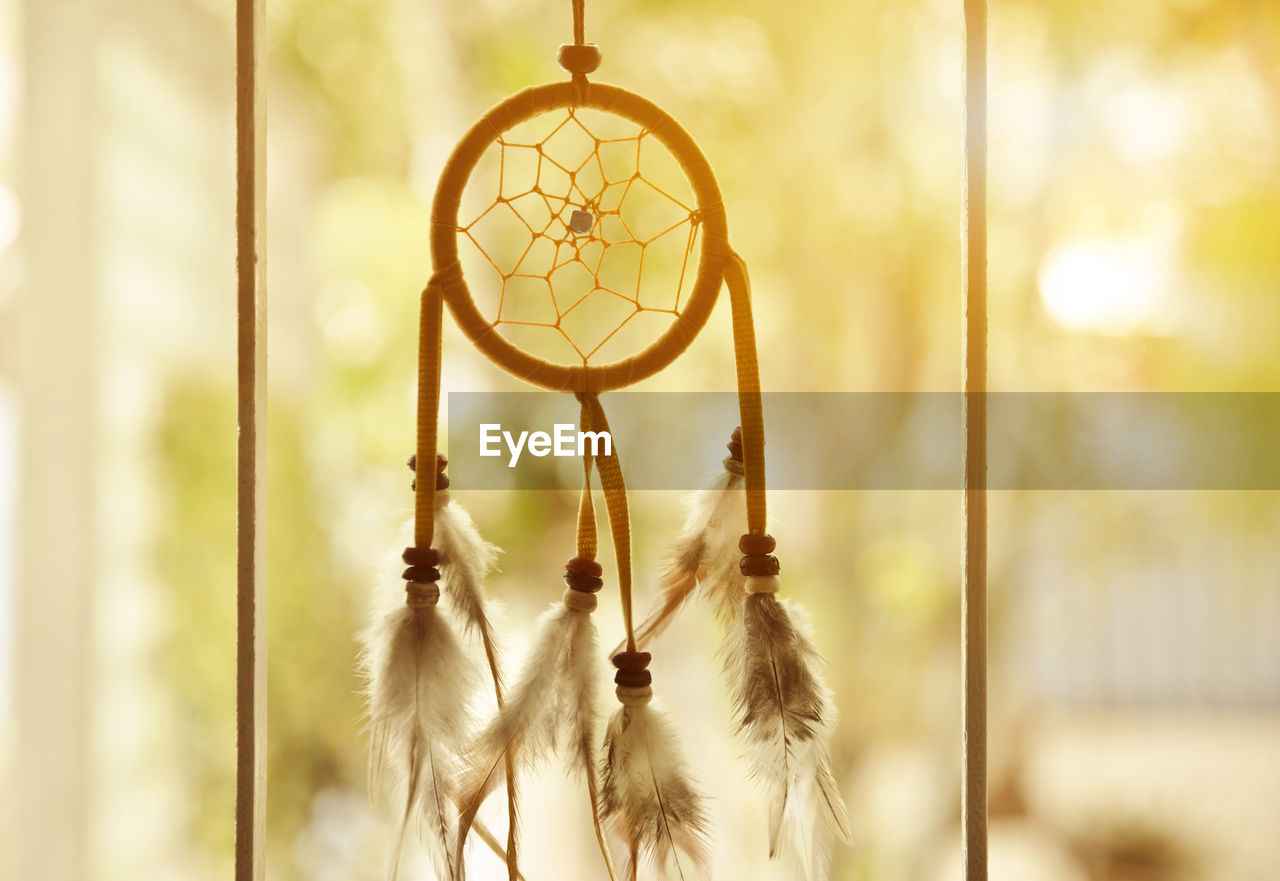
[455, 559, 610, 874]
[601, 654, 711, 881]
[362, 574, 477, 881]
[727, 559, 852, 881]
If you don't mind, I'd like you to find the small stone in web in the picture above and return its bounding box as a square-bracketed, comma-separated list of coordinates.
[569, 208, 594, 235]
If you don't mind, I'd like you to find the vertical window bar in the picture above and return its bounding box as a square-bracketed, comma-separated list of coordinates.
[235, 0, 267, 879]
[962, 0, 989, 879]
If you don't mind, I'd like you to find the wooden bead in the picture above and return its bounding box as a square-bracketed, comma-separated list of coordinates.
[739, 533, 776, 555]
[402, 565, 441, 583]
[565, 557, 603, 577]
[611, 651, 652, 671]
[557, 43, 602, 74]
[406, 453, 448, 473]
[739, 554, 780, 576]
[614, 669, 652, 688]
[564, 571, 604, 593]
[402, 547, 440, 566]
[726, 427, 743, 460]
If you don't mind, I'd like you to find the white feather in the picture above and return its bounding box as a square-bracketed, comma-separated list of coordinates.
[693, 472, 750, 628]
[455, 597, 605, 863]
[627, 470, 745, 655]
[432, 496, 521, 879]
[600, 693, 711, 881]
[362, 600, 478, 881]
[435, 499, 503, 649]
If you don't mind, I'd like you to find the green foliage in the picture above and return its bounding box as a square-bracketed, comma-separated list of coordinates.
[154, 380, 366, 880]
[153, 383, 238, 863]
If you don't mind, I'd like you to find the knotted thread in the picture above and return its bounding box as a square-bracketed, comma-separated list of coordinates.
[562, 0, 595, 106]
[744, 575, 780, 595]
[615, 684, 653, 706]
[406, 581, 441, 608]
[563, 588, 599, 613]
[571, 72, 590, 108]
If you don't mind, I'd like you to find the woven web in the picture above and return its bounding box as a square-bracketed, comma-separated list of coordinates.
[458, 108, 701, 365]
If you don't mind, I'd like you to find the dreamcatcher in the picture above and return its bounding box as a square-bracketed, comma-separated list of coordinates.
[361, 3, 851, 880]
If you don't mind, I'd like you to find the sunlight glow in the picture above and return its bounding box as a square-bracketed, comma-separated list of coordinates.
[1098, 71, 1187, 164]
[1038, 239, 1171, 335]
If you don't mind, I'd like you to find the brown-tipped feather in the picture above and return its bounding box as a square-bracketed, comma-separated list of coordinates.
[727, 592, 851, 881]
[600, 698, 711, 880]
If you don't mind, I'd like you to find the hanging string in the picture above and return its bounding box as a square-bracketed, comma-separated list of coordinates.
[575, 392, 636, 653]
[568, 394, 624, 881]
[722, 252, 767, 535]
[558, 0, 599, 105]
[572, 0, 585, 45]
[576, 395, 599, 560]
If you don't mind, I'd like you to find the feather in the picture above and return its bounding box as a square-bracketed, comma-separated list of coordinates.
[627, 470, 745, 654]
[362, 594, 478, 881]
[600, 688, 711, 881]
[434, 494, 520, 880]
[455, 591, 612, 875]
[726, 591, 851, 881]
[435, 496, 503, 652]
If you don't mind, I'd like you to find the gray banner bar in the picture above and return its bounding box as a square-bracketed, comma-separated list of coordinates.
[445, 392, 1280, 490]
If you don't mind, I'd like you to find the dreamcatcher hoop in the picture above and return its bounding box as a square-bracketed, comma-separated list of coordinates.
[428, 81, 731, 392]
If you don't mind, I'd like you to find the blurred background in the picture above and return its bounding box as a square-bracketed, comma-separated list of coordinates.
[2, 0, 1279, 879]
